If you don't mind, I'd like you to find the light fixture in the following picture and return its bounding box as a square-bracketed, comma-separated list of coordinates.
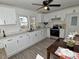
[44, 6, 48, 10]
[44, 6, 50, 11]
[47, 7, 50, 10]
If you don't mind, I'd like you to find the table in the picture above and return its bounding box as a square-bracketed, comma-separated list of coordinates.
[47, 38, 79, 59]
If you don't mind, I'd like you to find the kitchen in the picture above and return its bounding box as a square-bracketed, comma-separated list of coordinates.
[0, 0, 79, 59]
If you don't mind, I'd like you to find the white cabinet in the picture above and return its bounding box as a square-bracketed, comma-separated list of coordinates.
[37, 30, 42, 41]
[17, 33, 28, 51]
[44, 29, 47, 38]
[41, 29, 45, 39]
[25, 33, 31, 47]
[33, 31, 37, 42]
[0, 8, 5, 25]
[60, 29, 65, 38]
[33, 31, 38, 43]
[3, 37, 18, 57]
[40, 29, 47, 39]
[4, 8, 16, 24]
[0, 18, 4, 25]
[47, 28, 50, 38]
[0, 7, 16, 25]
[27, 32, 35, 46]
[0, 29, 48, 57]
[43, 29, 46, 39]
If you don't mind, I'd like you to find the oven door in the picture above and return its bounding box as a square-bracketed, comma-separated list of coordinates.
[50, 29, 59, 37]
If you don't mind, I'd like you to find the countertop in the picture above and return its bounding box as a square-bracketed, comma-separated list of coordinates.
[0, 28, 48, 40]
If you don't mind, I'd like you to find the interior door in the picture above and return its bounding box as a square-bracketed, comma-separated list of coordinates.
[66, 13, 79, 37]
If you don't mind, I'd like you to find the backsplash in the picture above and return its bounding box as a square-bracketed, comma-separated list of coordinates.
[0, 25, 20, 37]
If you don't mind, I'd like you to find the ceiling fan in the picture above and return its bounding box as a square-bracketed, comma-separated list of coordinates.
[32, 0, 61, 11]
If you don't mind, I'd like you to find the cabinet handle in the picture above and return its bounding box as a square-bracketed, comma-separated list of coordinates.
[8, 39, 13, 41]
[5, 44, 7, 48]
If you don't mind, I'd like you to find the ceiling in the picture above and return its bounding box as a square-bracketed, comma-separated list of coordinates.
[0, 0, 79, 13]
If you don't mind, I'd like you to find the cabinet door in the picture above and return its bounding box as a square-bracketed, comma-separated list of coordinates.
[25, 33, 31, 47]
[29, 32, 38, 45]
[41, 29, 47, 39]
[47, 28, 50, 38]
[4, 8, 16, 24]
[44, 29, 47, 38]
[60, 29, 64, 38]
[0, 7, 16, 25]
[4, 38, 18, 57]
[34, 31, 38, 42]
[31, 32, 37, 44]
[41, 30, 44, 39]
[17, 34, 27, 51]
[37, 31, 42, 41]
[0, 17, 4, 25]
[28, 32, 34, 46]
[0, 8, 5, 25]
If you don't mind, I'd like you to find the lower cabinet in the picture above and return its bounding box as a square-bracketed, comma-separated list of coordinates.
[17, 34, 28, 51]
[44, 29, 47, 38]
[2, 29, 48, 57]
[16, 33, 31, 52]
[59, 29, 65, 38]
[41, 29, 46, 39]
[37, 30, 42, 41]
[47, 28, 50, 38]
[4, 37, 18, 57]
[29, 32, 36, 45]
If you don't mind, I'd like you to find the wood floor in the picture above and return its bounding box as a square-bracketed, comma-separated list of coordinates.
[9, 38, 58, 59]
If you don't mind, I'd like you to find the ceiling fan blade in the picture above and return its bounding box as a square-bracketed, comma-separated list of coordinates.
[49, 4, 61, 7]
[32, 3, 43, 6]
[36, 6, 44, 10]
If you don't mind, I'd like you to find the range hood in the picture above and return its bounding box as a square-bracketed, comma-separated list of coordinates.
[51, 17, 61, 20]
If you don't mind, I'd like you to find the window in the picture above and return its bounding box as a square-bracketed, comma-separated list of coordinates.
[19, 16, 28, 26]
[71, 16, 77, 26]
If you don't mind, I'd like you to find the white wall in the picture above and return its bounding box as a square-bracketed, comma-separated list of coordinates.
[44, 5, 79, 37]
[44, 6, 79, 21]
[0, 4, 42, 36]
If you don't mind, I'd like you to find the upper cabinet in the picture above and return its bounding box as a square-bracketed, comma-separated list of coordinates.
[0, 7, 16, 25]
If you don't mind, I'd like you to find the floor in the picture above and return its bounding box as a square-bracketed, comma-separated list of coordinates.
[9, 38, 58, 59]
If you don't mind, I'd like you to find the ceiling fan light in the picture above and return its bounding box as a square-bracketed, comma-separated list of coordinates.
[44, 6, 48, 10]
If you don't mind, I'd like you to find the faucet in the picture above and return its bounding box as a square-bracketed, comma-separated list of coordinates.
[3, 30, 6, 37]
